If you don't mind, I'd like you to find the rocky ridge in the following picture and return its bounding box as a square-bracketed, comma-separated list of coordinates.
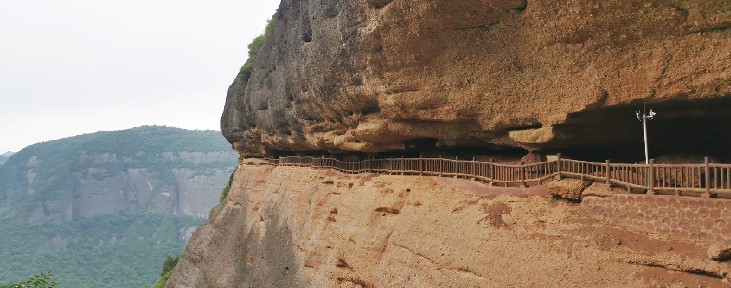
[0, 151, 12, 166]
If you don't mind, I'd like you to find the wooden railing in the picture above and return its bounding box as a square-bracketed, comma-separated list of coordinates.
[260, 154, 731, 198]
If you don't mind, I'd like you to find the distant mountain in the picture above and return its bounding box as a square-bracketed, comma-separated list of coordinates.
[0, 126, 238, 287]
[0, 125, 237, 222]
[0, 151, 11, 165]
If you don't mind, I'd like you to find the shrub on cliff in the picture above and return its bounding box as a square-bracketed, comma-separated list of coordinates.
[152, 254, 180, 288]
[218, 168, 236, 204]
[237, 12, 277, 82]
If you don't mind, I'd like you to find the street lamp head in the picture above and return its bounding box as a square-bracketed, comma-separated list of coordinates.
[648, 109, 656, 120]
[636, 111, 641, 121]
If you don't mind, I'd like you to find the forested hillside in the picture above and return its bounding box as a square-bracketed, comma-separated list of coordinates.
[0, 126, 236, 287]
[0, 213, 202, 287]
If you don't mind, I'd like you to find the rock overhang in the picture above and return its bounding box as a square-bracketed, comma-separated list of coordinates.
[221, 0, 731, 160]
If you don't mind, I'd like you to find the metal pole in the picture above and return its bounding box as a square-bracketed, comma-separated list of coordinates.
[643, 115, 649, 165]
[637, 106, 656, 194]
[637, 106, 656, 164]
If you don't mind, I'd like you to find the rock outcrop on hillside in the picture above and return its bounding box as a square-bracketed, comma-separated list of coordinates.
[0, 126, 238, 222]
[222, 0, 731, 157]
[57, 161, 233, 220]
[166, 165, 730, 287]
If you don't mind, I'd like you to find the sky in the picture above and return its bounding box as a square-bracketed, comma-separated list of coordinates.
[0, 0, 280, 153]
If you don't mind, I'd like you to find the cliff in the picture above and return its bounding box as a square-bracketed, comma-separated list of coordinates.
[184, 0, 731, 286]
[222, 0, 731, 158]
[167, 164, 730, 287]
[0, 126, 238, 222]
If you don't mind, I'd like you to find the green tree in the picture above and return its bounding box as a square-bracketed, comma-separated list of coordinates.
[1, 272, 58, 288]
[152, 254, 181, 288]
[161, 255, 179, 276]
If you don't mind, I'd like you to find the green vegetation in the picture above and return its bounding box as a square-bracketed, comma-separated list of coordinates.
[210, 168, 237, 218]
[237, 13, 278, 82]
[0, 213, 201, 288]
[1, 272, 58, 288]
[219, 169, 236, 204]
[152, 254, 181, 288]
[0, 126, 236, 287]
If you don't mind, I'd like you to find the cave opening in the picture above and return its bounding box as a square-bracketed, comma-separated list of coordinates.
[264, 97, 731, 164]
[551, 97, 731, 163]
[367, 138, 528, 163]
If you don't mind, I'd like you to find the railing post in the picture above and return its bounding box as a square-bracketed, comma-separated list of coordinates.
[393, 158, 397, 175]
[648, 159, 655, 195]
[520, 161, 526, 188]
[439, 156, 443, 177]
[472, 157, 476, 181]
[419, 156, 423, 176]
[454, 156, 459, 178]
[488, 159, 494, 186]
[555, 153, 562, 180]
[401, 156, 405, 175]
[605, 160, 611, 188]
[704, 157, 711, 198]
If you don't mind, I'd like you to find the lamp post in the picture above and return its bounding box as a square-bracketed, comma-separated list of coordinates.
[636, 106, 656, 164]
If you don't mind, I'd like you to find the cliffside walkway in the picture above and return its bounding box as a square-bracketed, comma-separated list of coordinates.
[259, 155, 731, 199]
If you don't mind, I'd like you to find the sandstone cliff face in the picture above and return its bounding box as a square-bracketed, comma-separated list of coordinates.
[0, 127, 239, 222]
[0, 150, 237, 222]
[167, 165, 729, 287]
[222, 0, 731, 156]
[67, 163, 234, 219]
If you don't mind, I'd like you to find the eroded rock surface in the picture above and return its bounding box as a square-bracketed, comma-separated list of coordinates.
[166, 165, 730, 287]
[222, 0, 731, 156]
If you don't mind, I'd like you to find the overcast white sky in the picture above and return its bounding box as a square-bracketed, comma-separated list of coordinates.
[0, 0, 280, 153]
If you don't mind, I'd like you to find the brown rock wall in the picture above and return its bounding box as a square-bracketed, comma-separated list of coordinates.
[222, 0, 731, 156]
[167, 165, 730, 287]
